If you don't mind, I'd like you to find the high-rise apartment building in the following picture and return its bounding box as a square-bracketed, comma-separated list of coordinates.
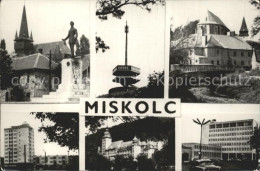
[4, 122, 34, 164]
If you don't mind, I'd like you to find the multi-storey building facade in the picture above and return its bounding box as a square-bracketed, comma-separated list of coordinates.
[182, 143, 222, 161]
[100, 128, 164, 161]
[34, 155, 69, 166]
[4, 122, 34, 164]
[171, 10, 253, 70]
[206, 119, 259, 160]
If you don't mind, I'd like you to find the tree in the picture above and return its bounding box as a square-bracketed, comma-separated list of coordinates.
[96, 0, 165, 20]
[249, 0, 260, 37]
[96, 36, 110, 53]
[95, 0, 165, 52]
[137, 154, 156, 170]
[30, 113, 139, 150]
[249, 125, 260, 161]
[113, 156, 136, 170]
[79, 35, 90, 56]
[0, 39, 13, 90]
[170, 20, 199, 64]
[30, 112, 79, 150]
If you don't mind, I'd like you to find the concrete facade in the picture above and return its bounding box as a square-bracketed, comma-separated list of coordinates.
[206, 119, 259, 160]
[182, 143, 222, 161]
[4, 122, 34, 164]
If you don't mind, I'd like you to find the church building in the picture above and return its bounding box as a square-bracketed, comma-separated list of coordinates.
[171, 10, 253, 70]
[8, 5, 90, 100]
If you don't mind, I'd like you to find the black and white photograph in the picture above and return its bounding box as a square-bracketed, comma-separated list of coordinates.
[181, 112, 260, 171]
[85, 116, 175, 170]
[94, 1, 166, 98]
[0, 0, 91, 103]
[0, 107, 79, 170]
[168, 0, 260, 103]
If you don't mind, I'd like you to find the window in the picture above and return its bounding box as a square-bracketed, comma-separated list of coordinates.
[241, 52, 244, 57]
[234, 61, 237, 65]
[216, 49, 219, 55]
[217, 60, 220, 65]
[241, 61, 244, 66]
[211, 60, 214, 65]
[233, 51, 236, 56]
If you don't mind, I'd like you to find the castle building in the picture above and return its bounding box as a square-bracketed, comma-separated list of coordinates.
[100, 128, 164, 161]
[4, 122, 34, 165]
[171, 10, 252, 70]
[206, 119, 259, 160]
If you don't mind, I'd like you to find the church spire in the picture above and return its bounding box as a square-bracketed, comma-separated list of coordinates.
[15, 30, 18, 39]
[239, 17, 249, 37]
[19, 5, 29, 39]
[30, 31, 33, 41]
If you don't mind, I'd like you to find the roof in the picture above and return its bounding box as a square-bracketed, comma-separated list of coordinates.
[19, 5, 29, 39]
[174, 34, 252, 50]
[208, 35, 251, 50]
[12, 53, 58, 70]
[107, 140, 123, 149]
[247, 41, 260, 62]
[240, 17, 248, 32]
[34, 41, 71, 56]
[198, 10, 229, 31]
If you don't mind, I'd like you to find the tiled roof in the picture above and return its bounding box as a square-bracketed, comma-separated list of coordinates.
[12, 53, 58, 70]
[240, 17, 248, 32]
[108, 140, 123, 149]
[210, 35, 251, 50]
[199, 10, 229, 30]
[174, 34, 251, 50]
[34, 41, 70, 56]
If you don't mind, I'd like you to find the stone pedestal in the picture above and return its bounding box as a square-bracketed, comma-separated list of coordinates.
[31, 57, 89, 102]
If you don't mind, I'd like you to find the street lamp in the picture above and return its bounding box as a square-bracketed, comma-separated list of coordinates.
[193, 118, 211, 159]
[43, 149, 46, 169]
[67, 150, 69, 165]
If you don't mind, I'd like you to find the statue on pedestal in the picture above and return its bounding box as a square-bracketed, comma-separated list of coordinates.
[62, 21, 79, 58]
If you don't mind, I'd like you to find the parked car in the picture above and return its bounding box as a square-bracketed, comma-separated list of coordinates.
[190, 159, 221, 171]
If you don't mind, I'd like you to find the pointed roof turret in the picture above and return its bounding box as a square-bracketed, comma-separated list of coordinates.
[15, 31, 18, 39]
[30, 31, 33, 41]
[103, 128, 111, 139]
[19, 5, 29, 39]
[239, 17, 249, 37]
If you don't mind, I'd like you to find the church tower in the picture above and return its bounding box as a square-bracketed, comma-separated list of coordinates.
[239, 17, 249, 37]
[14, 5, 34, 57]
[101, 128, 112, 155]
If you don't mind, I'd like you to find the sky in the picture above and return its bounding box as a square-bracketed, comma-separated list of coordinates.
[168, 0, 259, 40]
[0, 107, 78, 157]
[0, 0, 91, 53]
[93, 4, 166, 96]
[182, 112, 260, 143]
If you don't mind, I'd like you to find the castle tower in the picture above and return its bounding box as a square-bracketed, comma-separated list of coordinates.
[14, 5, 34, 57]
[132, 136, 141, 160]
[101, 128, 112, 155]
[239, 17, 249, 37]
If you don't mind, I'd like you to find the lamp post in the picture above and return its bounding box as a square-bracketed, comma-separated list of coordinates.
[193, 118, 211, 159]
[67, 150, 69, 165]
[43, 149, 46, 169]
